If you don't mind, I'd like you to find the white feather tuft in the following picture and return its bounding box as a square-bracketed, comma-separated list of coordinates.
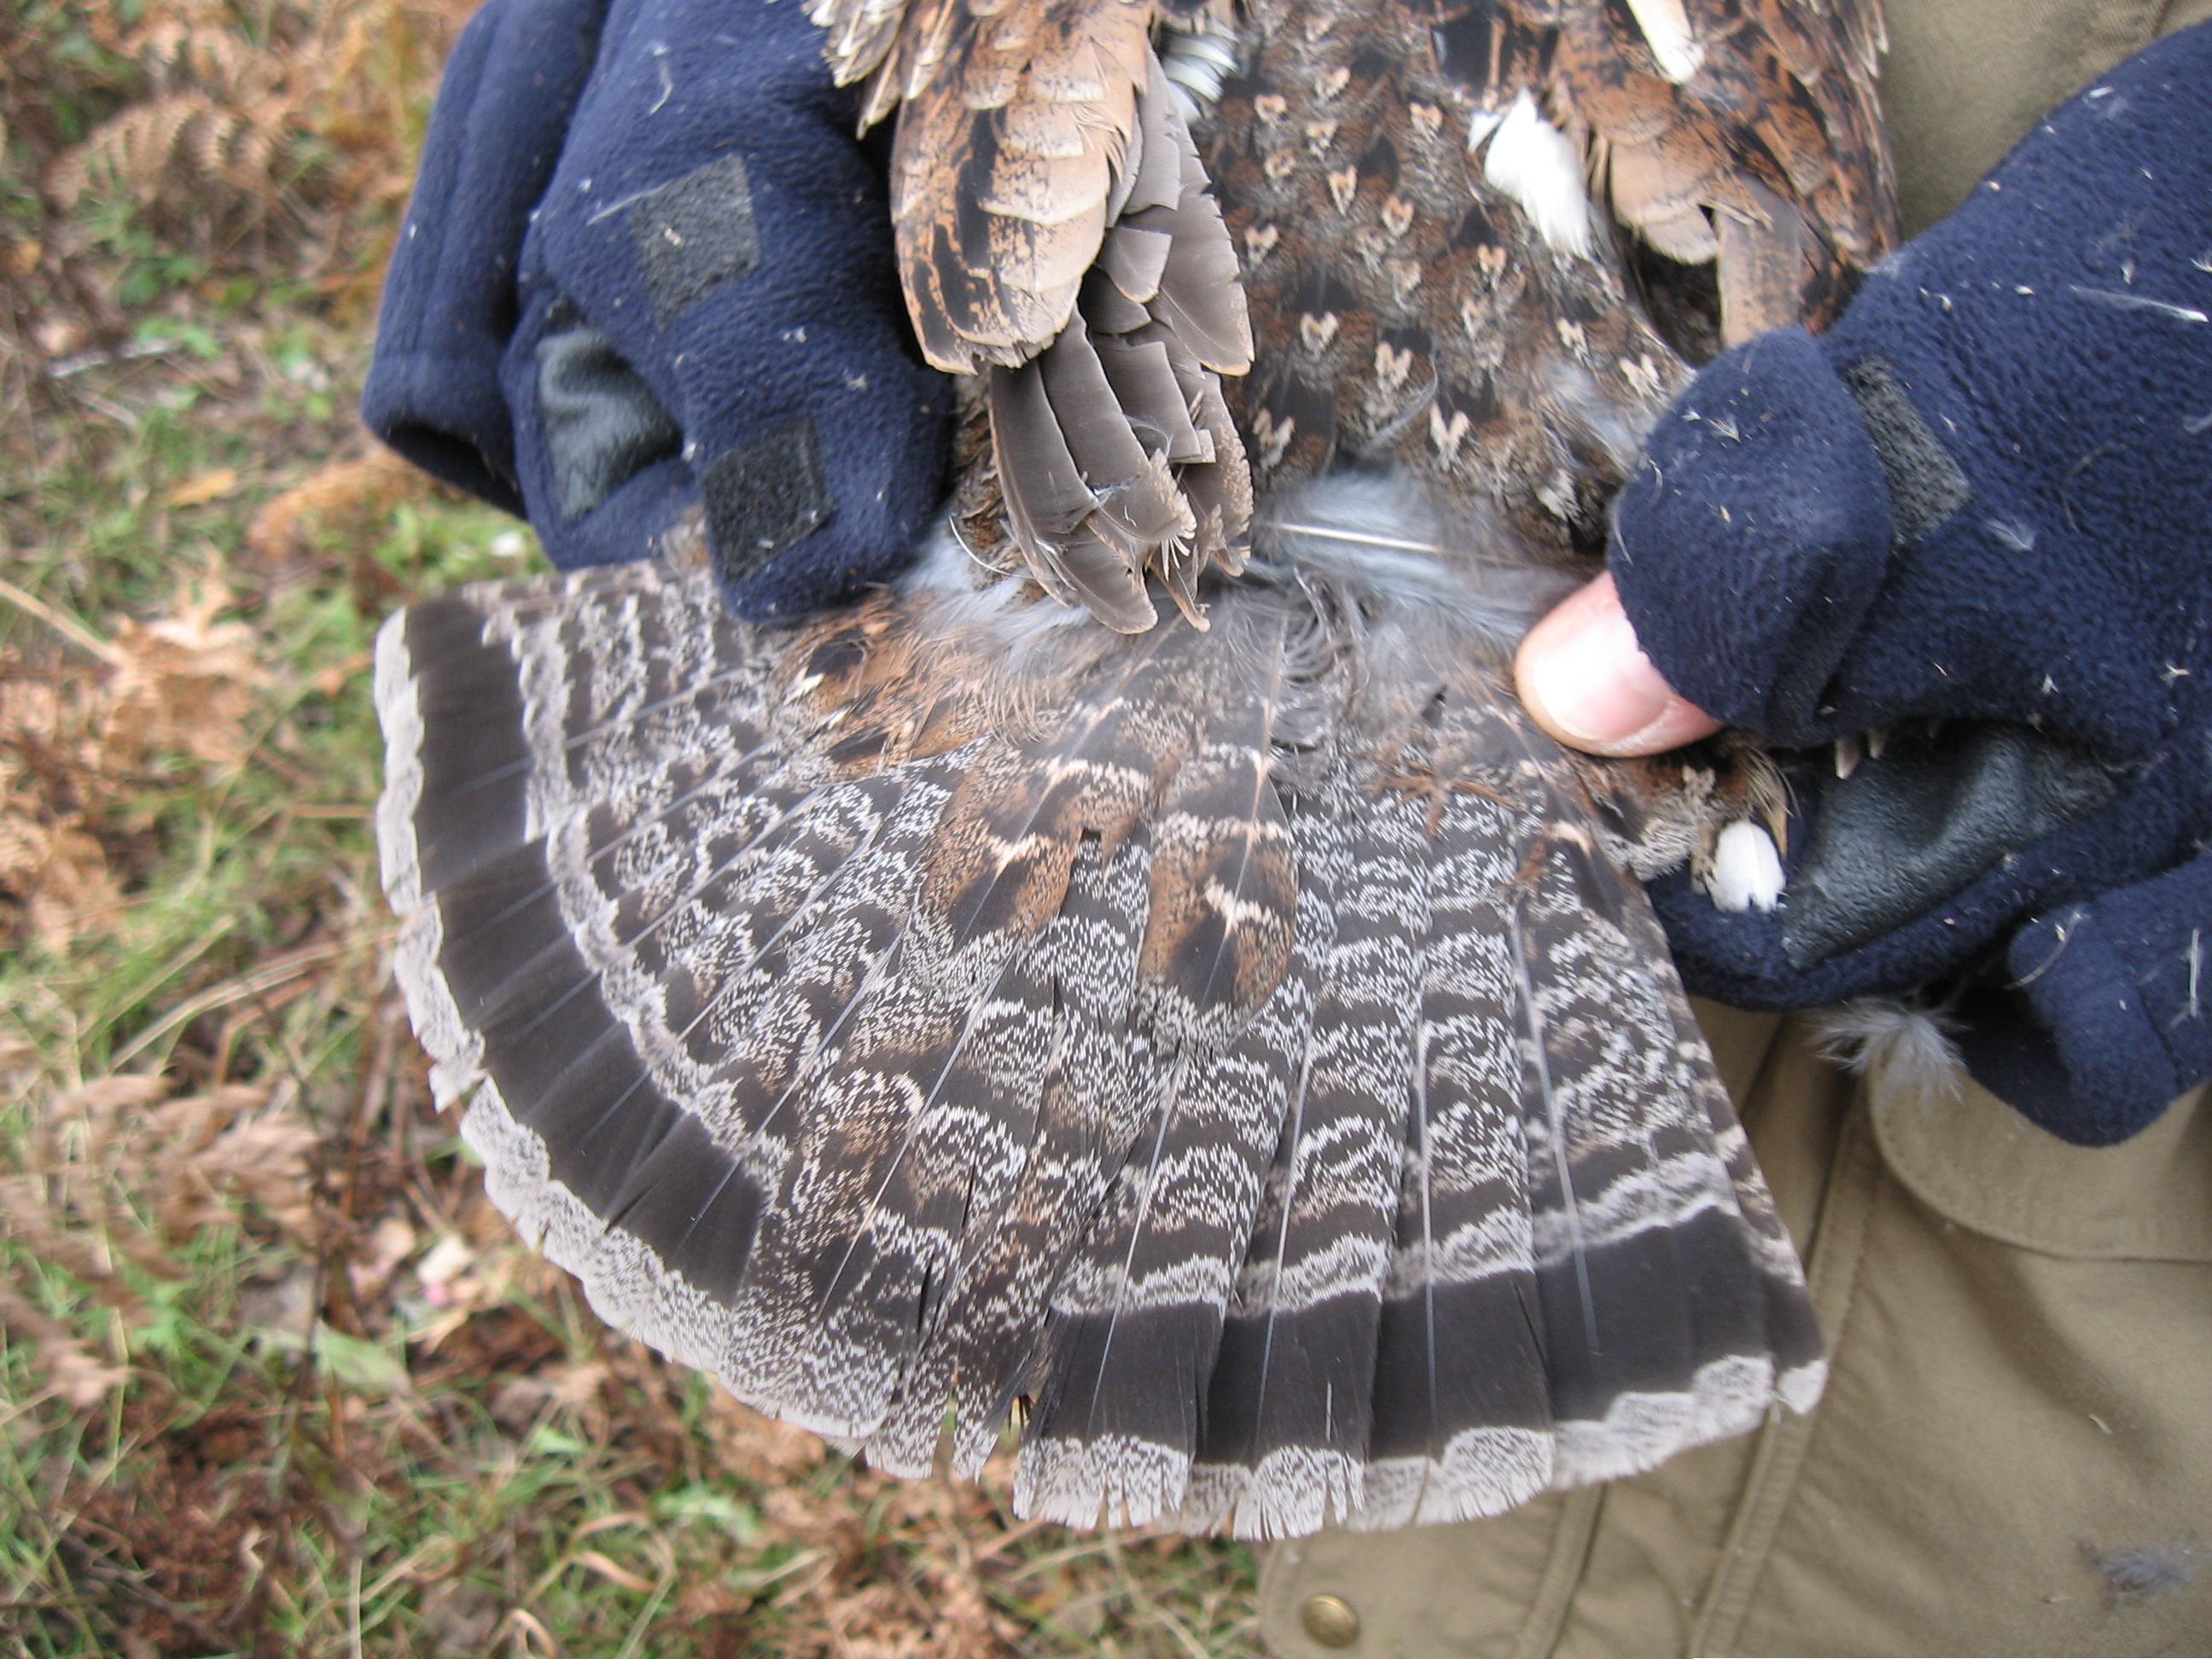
[1817, 998, 1966, 1103]
[1472, 91, 1597, 259]
[1703, 820, 1784, 912]
[899, 519, 1086, 645]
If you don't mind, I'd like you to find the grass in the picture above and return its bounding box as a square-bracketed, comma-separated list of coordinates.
[0, 6, 1261, 1653]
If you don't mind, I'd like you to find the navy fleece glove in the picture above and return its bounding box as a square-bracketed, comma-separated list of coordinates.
[1610, 24, 2212, 1144]
[363, 0, 605, 510]
[364, 0, 949, 620]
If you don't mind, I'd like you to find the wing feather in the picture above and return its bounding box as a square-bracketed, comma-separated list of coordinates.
[1527, 0, 1897, 341]
[811, 0, 1256, 626]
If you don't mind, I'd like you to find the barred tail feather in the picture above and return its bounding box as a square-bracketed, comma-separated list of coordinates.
[376, 529, 1822, 1541]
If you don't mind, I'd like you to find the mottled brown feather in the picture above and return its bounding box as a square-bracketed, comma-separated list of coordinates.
[1211, 0, 1894, 564]
[1546, 0, 1897, 341]
[809, 0, 1255, 626]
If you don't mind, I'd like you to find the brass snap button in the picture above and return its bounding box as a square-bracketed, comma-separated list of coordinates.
[1301, 1592, 1360, 1648]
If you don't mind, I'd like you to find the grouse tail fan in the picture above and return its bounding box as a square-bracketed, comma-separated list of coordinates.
[378, 0, 1895, 1540]
[378, 478, 1822, 1540]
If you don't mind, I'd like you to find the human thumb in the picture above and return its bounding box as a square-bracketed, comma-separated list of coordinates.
[1515, 572, 1723, 756]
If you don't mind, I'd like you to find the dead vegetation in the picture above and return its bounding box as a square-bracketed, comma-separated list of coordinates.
[0, 3, 1260, 1652]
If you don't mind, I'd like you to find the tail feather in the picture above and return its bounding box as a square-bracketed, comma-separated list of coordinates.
[1017, 621, 1312, 1527]
[1637, 901, 1829, 1416]
[1362, 697, 1555, 1529]
[859, 942, 1102, 1477]
[1185, 766, 1371, 1538]
[707, 626, 1222, 1440]
[376, 544, 1825, 1542]
[1482, 752, 1807, 1485]
[891, 838, 1161, 1478]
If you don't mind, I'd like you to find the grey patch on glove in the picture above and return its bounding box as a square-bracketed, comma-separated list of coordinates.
[702, 416, 835, 585]
[632, 153, 763, 327]
[1784, 722, 2120, 966]
[535, 316, 684, 519]
[1842, 356, 1970, 545]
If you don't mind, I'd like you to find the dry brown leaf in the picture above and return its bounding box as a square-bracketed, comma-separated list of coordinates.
[0, 1179, 131, 1286]
[0, 1278, 129, 1411]
[413, 1230, 478, 1295]
[49, 1077, 322, 1247]
[347, 1213, 417, 1299]
[245, 449, 423, 564]
[0, 555, 289, 946]
[157, 1085, 321, 1243]
[0, 674, 125, 947]
[235, 1262, 317, 1337]
[2, 815, 125, 950]
[58, 1072, 174, 1122]
[44, 0, 466, 239]
[165, 465, 240, 507]
[33, 317, 84, 358]
[46, 1340, 131, 1410]
[486, 1356, 615, 1432]
[486, 1375, 550, 1429]
[102, 565, 266, 771]
[0, 676, 72, 743]
[705, 1390, 835, 1484]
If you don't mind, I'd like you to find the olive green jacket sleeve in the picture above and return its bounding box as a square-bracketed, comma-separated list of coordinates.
[1880, 0, 2212, 236]
[1259, 5, 2212, 1653]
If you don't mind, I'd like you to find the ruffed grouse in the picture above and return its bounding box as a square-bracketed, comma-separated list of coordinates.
[376, 0, 1895, 1537]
